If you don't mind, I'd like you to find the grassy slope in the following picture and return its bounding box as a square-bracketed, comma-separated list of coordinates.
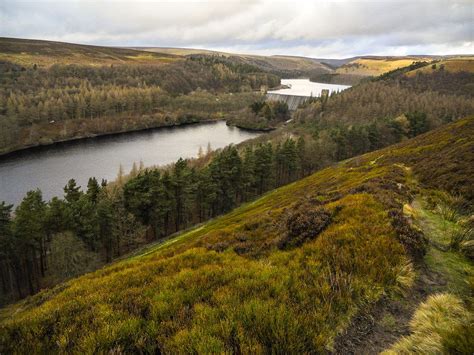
[405, 57, 474, 76]
[1, 116, 472, 352]
[335, 56, 474, 78]
[336, 57, 430, 76]
[0, 37, 180, 67]
[381, 196, 473, 354]
[337, 130, 474, 353]
[133, 46, 332, 74]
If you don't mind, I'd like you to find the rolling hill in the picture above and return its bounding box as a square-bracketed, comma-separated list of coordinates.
[0, 37, 179, 67]
[335, 57, 429, 76]
[1, 116, 472, 353]
[133, 47, 472, 83]
[2, 37, 468, 82]
[405, 57, 474, 76]
[131, 46, 333, 77]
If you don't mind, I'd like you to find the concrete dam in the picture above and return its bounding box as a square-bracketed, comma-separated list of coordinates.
[265, 79, 351, 111]
[265, 93, 310, 111]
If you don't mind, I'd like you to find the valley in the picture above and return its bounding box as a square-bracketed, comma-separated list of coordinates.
[0, 33, 473, 354]
[1, 116, 472, 353]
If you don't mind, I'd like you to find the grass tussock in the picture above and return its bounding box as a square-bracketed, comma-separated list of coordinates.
[383, 293, 474, 354]
[1, 117, 473, 352]
[0, 194, 411, 353]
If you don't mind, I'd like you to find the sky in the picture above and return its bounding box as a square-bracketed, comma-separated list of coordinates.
[0, 0, 472, 58]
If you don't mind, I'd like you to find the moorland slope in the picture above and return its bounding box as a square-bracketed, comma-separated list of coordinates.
[1, 116, 472, 353]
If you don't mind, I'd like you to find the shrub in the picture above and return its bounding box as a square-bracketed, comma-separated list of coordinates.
[450, 227, 474, 260]
[278, 205, 332, 249]
[389, 209, 427, 260]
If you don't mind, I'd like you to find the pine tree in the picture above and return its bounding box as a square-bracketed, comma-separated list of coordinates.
[64, 179, 82, 204]
[14, 190, 47, 292]
[86, 177, 101, 204]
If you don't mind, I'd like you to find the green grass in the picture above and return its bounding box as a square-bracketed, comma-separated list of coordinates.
[1, 117, 473, 353]
[409, 198, 474, 296]
[384, 188, 474, 353]
[425, 249, 473, 296]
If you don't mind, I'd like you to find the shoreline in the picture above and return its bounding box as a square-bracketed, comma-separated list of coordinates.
[225, 121, 276, 132]
[0, 118, 221, 159]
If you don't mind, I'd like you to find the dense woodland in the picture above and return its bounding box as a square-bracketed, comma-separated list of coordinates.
[227, 100, 291, 130]
[0, 58, 279, 153]
[0, 138, 307, 303]
[1, 61, 473, 305]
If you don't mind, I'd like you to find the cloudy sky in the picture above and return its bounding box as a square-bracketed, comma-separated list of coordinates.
[0, 0, 472, 58]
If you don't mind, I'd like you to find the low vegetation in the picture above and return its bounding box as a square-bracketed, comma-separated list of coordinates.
[1, 115, 472, 353]
[405, 58, 474, 77]
[384, 293, 473, 354]
[335, 57, 430, 76]
[0, 37, 180, 67]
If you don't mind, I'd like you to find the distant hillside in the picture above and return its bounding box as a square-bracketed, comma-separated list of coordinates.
[335, 56, 431, 76]
[0, 37, 179, 67]
[132, 46, 333, 78]
[1, 117, 472, 353]
[0, 37, 279, 155]
[405, 57, 474, 76]
[132, 47, 472, 83]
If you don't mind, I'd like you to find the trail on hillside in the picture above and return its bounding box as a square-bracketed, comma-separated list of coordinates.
[333, 169, 473, 354]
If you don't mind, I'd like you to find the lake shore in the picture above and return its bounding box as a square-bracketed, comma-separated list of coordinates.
[0, 116, 221, 159]
[0, 121, 261, 205]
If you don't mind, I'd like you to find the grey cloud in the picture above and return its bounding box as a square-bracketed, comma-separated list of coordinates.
[0, 0, 472, 57]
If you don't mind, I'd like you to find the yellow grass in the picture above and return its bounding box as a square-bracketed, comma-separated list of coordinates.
[405, 58, 474, 76]
[383, 293, 473, 354]
[336, 58, 427, 76]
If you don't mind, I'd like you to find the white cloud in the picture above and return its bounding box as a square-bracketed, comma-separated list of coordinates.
[0, 0, 472, 57]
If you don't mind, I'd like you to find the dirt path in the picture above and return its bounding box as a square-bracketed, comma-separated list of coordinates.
[332, 265, 444, 354]
[332, 195, 462, 354]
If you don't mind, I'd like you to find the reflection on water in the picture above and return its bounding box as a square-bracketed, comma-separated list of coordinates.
[0, 121, 261, 205]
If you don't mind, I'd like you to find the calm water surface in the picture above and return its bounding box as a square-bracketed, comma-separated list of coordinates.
[268, 78, 350, 96]
[0, 121, 261, 205]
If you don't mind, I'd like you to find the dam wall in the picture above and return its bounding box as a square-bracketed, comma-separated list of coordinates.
[265, 93, 309, 111]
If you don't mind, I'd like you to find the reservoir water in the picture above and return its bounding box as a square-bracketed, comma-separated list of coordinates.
[0, 121, 261, 206]
[267, 79, 350, 97]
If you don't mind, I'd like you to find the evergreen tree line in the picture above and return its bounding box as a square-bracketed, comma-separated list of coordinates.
[0, 137, 306, 305]
[227, 100, 291, 130]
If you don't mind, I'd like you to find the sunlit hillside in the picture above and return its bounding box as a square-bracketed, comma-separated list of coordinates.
[0, 37, 179, 67]
[405, 57, 474, 76]
[336, 57, 430, 76]
[1, 116, 472, 353]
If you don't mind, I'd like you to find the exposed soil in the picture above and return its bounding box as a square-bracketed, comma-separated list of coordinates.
[332, 264, 446, 354]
